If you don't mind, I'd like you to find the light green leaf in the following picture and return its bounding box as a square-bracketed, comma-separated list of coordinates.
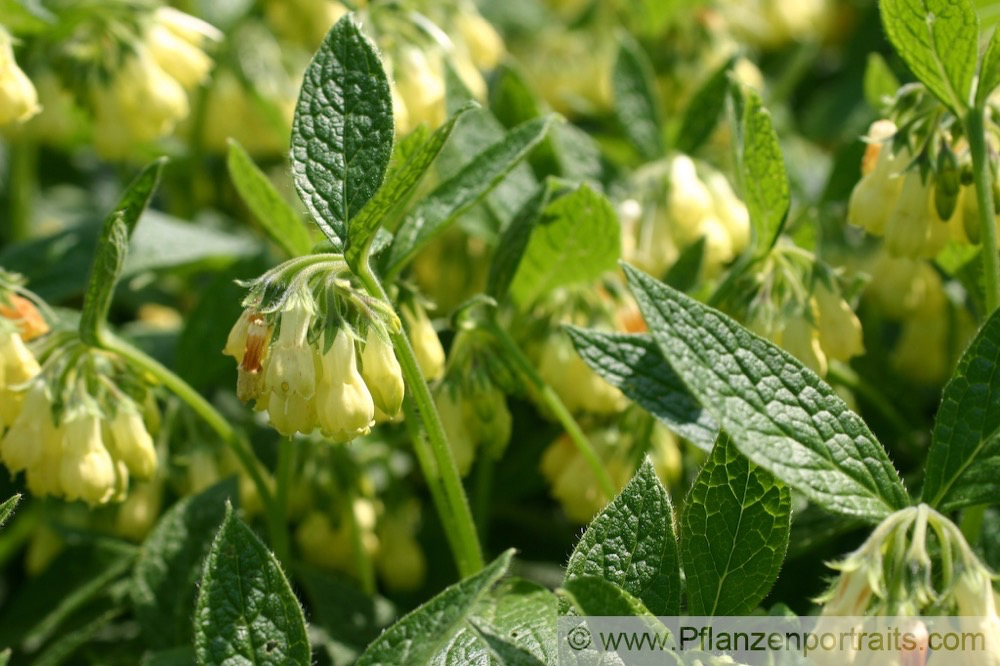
[471, 621, 545, 666]
[624, 264, 910, 522]
[565, 459, 681, 616]
[613, 35, 663, 160]
[79, 159, 164, 346]
[355, 550, 513, 666]
[0, 494, 20, 530]
[561, 576, 655, 618]
[0, 648, 8, 666]
[681, 433, 791, 616]
[509, 184, 620, 306]
[863, 53, 901, 109]
[923, 307, 1000, 510]
[880, 0, 978, 112]
[977, 26, 1000, 107]
[740, 88, 789, 256]
[673, 58, 733, 155]
[290, 14, 394, 249]
[194, 504, 310, 666]
[384, 115, 554, 276]
[132, 479, 239, 649]
[227, 139, 312, 257]
[345, 104, 475, 269]
[566, 329, 718, 450]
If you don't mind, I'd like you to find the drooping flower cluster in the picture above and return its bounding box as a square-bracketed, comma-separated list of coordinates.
[0, 25, 40, 126]
[224, 257, 407, 440]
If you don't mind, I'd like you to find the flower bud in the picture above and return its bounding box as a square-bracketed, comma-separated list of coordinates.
[107, 405, 158, 479]
[668, 155, 715, 241]
[59, 412, 117, 506]
[316, 329, 375, 442]
[147, 7, 220, 90]
[402, 302, 445, 381]
[0, 28, 40, 125]
[0, 379, 50, 471]
[814, 282, 864, 363]
[434, 386, 476, 476]
[455, 11, 504, 70]
[360, 329, 404, 418]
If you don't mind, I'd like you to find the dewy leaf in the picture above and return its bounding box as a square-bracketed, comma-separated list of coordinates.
[345, 103, 475, 270]
[673, 57, 733, 155]
[355, 550, 513, 666]
[0, 494, 20, 530]
[385, 115, 554, 276]
[923, 307, 1000, 510]
[740, 88, 789, 256]
[565, 328, 719, 451]
[79, 158, 164, 346]
[565, 459, 681, 616]
[509, 184, 620, 306]
[290, 14, 394, 250]
[977, 26, 1000, 108]
[227, 139, 312, 257]
[624, 264, 910, 522]
[880, 0, 978, 113]
[194, 504, 310, 666]
[612, 35, 663, 160]
[681, 433, 791, 616]
[132, 478, 238, 649]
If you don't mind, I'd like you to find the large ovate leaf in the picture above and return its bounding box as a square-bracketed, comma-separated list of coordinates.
[880, 0, 978, 113]
[624, 264, 910, 522]
[355, 550, 514, 666]
[194, 505, 310, 666]
[290, 14, 394, 249]
[923, 307, 1000, 510]
[681, 433, 791, 616]
[565, 459, 681, 616]
[739, 88, 789, 256]
[566, 328, 719, 450]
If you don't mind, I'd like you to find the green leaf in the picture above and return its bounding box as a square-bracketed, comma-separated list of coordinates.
[79, 159, 164, 346]
[385, 115, 555, 276]
[0, 648, 8, 666]
[476, 579, 558, 665]
[509, 184, 620, 306]
[490, 63, 542, 129]
[923, 307, 1000, 510]
[0, 494, 20, 530]
[664, 235, 706, 293]
[290, 14, 395, 249]
[565, 459, 681, 616]
[142, 647, 197, 666]
[131, 478, 238, 648]
[673, 58, 733, 155]
[977, 26, 1000, 107]
[194, 504, 310, 666]
[355, 550, 514, 666]
[124, 211, 259, 276]
[345, 104, 475, 269]
[565, 329, 718, 450]
[740, 88, 789, 256]
[561, 576, 655, 618]
[880, 0, 978, 113]
[612, 35, 663, 160]
[487, 183, 554, 302]
[681, 433, 791, 615]
[624, 264, 910, 522]
[863, 53, 901, 110]
[227, 139, 312, 257]
[471, 621, 546, 666]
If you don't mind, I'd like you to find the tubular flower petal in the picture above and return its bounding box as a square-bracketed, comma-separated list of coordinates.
[402, 302, 445, 381]
[0, 28, 40, 125]
[59, 412, 117, 506]
[107, 405, 158, 479]
[316, 330, 375, 442]
[360, 329, 404, 418]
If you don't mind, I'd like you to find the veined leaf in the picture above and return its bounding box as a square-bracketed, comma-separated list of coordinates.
[561, 576, 656, 618]
[740, 88, 789, 256]
[612, 35, 663, 160]
[487, 182, 554, 302]
[624, 264, 910, 522]
[673, 57, 733, 155]
[475, 579, 558, 665]
[978, 26, 1000, 107]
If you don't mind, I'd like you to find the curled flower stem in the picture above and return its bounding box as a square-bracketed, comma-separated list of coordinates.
[481, 319, 617, 500]
[966, 107, 1000, 316]
[356, 265, 484, 577]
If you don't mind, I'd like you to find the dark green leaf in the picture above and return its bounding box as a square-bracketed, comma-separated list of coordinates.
[565, 329, 718, 450]
[290, 15, 394, 249]
[194, 504, 310, 666]
[565, 459, 681, 616]
[624, 264, 910, 522]
[681, 433, 791, 615]
[664, 235, 706, 293]
[131, 478, 238, 648]
[487, 183, 553, 301]
[345, 103, 475, 269]
[472, 621, 546, 666]
[142, 647, 197, 666]
[561, 576, 655, 618]
[978, 26, 1000, 107]
[612, 36, 663, 160]
[227, 139, 312, 257]
[672, 58, 733, 155]
[29, 605, 123, 666]
[0, 494, 20, 530]
[385, 115, 554, 276]
[740, 88, 789, 256]
[863, 53, 901, 110]
[880, 0, 978, 112]
[355, 550, 513, 666]
[509, 184, 620, 306]
[490, 63, 542, 129]
[79, 159, 164, 346]
[923, 307, 1000, 510]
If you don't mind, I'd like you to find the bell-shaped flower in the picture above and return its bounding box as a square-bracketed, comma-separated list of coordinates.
[265, 292, 316, 400]
[704, 170, 751, 254]
[814, 282, 864, 362]
[885, 171, 935, 258]
[59, 411, 117, 506]
[146, 7, 220, 91]
[316, 330, 375, 442]
[375, 513, 427, 592]
[360, 329, 404, 418]
[0, 28, 40, 125]
[0, 379, 50, 471]
[107, 404, 158, 479]
[667, 155, 715, 238]
[402, 302, 445, 381]
[848, 122, 905, 236]
[538, 332, 625, 415]
[0, 326, 41, 427]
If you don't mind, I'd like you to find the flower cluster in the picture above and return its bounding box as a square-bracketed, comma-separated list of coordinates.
[224, 259, 408, 440]
[621, 154, 751, 281]
[0, 26, 40, 126]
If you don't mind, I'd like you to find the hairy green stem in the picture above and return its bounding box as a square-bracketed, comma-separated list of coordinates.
[356, 266, 484, 577]
[482, 320, 617, 499]
[966, 108, 1000, 316]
